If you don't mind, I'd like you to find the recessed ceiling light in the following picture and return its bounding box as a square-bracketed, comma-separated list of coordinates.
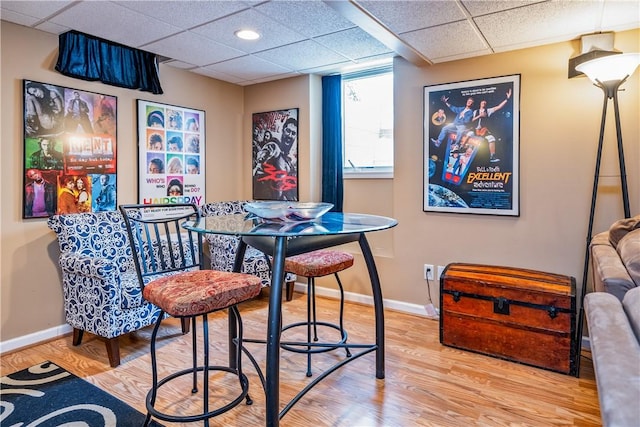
[235, 29, 260, 40]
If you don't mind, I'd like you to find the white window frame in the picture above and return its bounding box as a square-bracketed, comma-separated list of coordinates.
[342, 65, 394, 179]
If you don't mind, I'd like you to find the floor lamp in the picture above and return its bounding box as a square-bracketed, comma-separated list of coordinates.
[574, 52, 640, 375]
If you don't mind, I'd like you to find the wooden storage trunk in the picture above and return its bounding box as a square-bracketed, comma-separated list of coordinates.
[440, 263, 577, 376]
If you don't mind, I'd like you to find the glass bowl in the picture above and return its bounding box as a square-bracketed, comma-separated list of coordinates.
[245, 201, 333, 222]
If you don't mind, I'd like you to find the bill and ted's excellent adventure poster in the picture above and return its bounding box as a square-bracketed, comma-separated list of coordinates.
[424, 74, 520, 216]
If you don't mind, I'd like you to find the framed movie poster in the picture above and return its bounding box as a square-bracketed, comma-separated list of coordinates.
[136, 100, 205, 206]
[23, 80, 117, 219]
[252, 108, 299, 201]
[424, 74, 520, 216]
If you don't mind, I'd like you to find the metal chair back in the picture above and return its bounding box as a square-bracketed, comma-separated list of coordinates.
[119, 203, 203, 288]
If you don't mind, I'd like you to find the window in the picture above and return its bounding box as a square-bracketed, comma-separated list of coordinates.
[342, 67, 393, 178]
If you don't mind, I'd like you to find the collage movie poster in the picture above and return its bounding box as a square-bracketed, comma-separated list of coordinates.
[136, 100, 205, 206]
[423, 74, 520, 216]
[252, 108, 299, 201]
[23, 80, 117, 219]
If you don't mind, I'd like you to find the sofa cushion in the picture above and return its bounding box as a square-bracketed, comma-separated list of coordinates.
[623, 286, 640, 343]
[584, 292, 640, 427]
[608, 214, 640, 247]
[616, 228, 640, 286]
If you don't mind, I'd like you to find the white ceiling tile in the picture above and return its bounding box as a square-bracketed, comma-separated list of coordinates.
[356, 0, 467, 33]
[315, 27, 393, 60]
[244, 71, 302, 85]
[190, 67, 246, 84]
[35, 21, 71, 35]
[201, 55, 293, 80]
[47, 1, 182, 47]
[400, 21, 488, 61]
[461, 0, 545, 17]
[160, 60, 197, 70]
[300, 60, 360, 75]
[254, 39, 350, 70]
[144, 31, 246, 66]
[475, 1, 605, 50]
[191, 8, 305, 53]
[430, 47, 493, 64]
[254, 0, 355, 37]
[0, 0, 73, 19]
[601, 1, 640, 32]
[114, 0, 251, 30]
[1, 9, 41, 27]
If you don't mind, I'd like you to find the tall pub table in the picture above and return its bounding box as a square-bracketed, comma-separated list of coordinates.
[182, 211, 398, 427]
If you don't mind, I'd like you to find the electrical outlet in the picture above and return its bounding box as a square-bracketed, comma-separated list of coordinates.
[437, 265, 446, 280]
[423, 264, 434, 280]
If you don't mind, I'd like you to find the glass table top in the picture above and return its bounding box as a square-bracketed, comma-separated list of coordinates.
[182, 212, 398, 237]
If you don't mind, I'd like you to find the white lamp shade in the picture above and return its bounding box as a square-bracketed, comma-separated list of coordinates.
[575, 53, 640, 84]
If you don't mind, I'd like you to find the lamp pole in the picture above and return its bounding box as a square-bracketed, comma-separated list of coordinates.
[575, 75, 631, 375]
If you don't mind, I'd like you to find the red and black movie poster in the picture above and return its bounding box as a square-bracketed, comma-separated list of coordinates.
[252, 108, 299, 201]
[424, 75, 520, 216]
[23, 80, 117, 218]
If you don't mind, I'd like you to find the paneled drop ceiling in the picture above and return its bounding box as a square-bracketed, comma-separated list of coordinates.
[2, 0, 639, 86]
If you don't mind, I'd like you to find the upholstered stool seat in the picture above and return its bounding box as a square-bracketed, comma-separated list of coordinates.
[143, 270, 261, 317]
[120, 204, 262, 427]
[281, 250, 354, 377]
[284, 251, 354, 278]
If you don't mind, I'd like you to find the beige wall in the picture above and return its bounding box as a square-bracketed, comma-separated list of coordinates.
[335, 29, 639, 305]
[1, 20, 638, 346]
[1, 22, 245, 342]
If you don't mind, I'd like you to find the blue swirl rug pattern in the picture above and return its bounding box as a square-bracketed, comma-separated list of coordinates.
[1, 361, 162, 426]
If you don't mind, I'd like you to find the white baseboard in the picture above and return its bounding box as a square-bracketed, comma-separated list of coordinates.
[294, 282, 438, 319]
[0, 285, 592, 354]
[0, 324, 72, 355]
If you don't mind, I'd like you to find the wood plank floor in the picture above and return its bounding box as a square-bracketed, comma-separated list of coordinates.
[1, 289, 601, 426]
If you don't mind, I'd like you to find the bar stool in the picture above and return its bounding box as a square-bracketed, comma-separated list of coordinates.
[280, 249, 354, 377]
[120, 204, 262, 427]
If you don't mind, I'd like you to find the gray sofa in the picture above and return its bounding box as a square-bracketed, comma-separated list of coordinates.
[585, 215, 640, 427]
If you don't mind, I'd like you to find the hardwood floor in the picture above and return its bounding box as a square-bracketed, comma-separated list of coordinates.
[1, 289, 601, 426]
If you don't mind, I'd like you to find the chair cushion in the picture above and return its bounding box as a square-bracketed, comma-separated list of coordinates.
[143, 270, 262, 317]
[284, 250, 354, 278]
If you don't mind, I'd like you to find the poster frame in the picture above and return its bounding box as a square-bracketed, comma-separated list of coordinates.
[251, 108, 299, 201]
[136, 100, 206, 207]
[23, 80, 118, 218]
[423, 74, 520, 216]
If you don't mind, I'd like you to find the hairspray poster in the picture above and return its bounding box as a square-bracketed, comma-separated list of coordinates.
[136, 100, 205, 206]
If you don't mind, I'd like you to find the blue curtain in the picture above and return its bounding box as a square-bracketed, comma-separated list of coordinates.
[321, 75, 343, 212]
[55, 30, 163, 95]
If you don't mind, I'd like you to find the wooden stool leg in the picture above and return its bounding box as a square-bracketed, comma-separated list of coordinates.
[181, 317, 190, 334]
[286, 280, 294, 301]
[72, 328, 84, 346]
[105, 337, 121, 367]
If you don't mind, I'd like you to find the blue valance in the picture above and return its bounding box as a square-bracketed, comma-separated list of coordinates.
[55, 30, 163, 95]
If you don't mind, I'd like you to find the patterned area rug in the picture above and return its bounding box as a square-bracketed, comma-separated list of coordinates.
[1, 361, 162, 426]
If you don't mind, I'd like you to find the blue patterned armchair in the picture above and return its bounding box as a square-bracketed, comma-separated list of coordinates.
[48, 211, 172, 367]
[200, 201, 295, 300]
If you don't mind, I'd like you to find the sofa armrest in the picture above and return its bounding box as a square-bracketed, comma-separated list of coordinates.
[590, 243, 635, 301]
[585, 292, 640, 427]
